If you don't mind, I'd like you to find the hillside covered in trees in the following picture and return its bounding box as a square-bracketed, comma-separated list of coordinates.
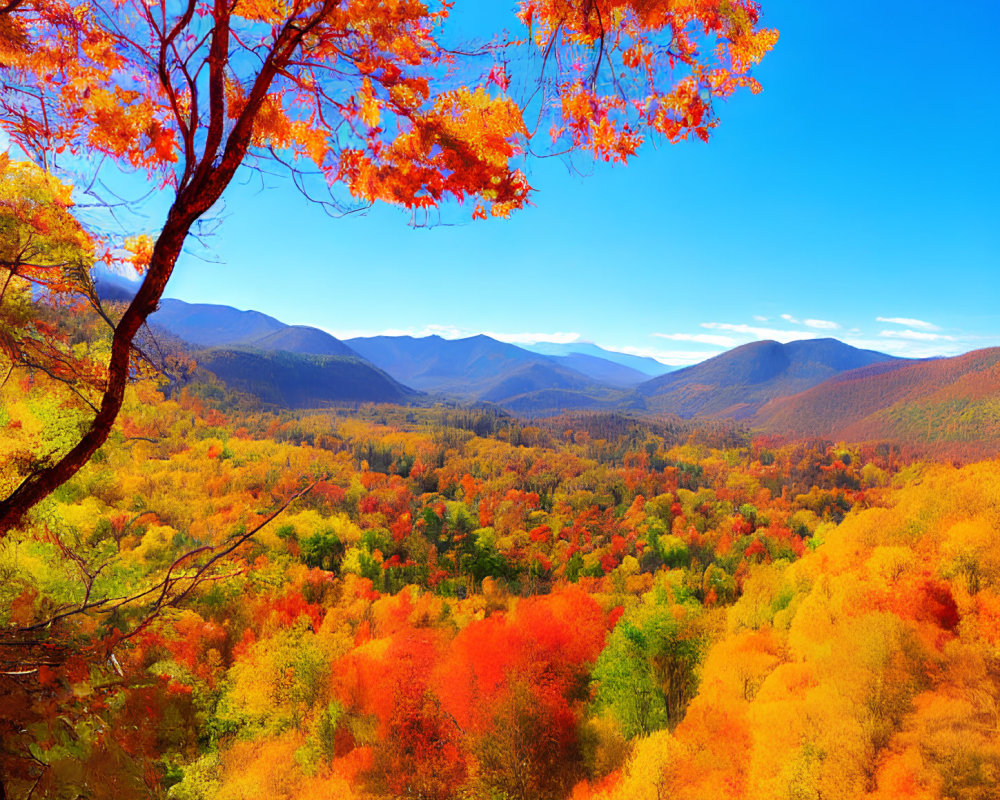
[3, 359, 999, 800]
[752, 348, 1000, 460]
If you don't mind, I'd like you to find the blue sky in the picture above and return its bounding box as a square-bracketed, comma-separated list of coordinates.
[150, 0, 1000, 366]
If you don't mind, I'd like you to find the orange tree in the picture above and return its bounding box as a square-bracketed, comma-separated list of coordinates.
[0, 0, 776, 533]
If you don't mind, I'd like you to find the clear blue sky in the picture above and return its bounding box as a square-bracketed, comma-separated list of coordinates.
[157, 0, 999, 366]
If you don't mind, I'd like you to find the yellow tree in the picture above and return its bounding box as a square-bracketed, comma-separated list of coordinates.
[0, 156, 107, 492]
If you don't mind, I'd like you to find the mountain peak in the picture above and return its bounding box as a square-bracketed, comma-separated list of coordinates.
[637, 338, 901, 419]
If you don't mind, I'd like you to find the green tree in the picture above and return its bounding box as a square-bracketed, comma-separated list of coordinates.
[593, 581, 707, 737]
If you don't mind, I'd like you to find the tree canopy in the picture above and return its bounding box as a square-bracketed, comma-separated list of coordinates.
[0, 0, 776, 531]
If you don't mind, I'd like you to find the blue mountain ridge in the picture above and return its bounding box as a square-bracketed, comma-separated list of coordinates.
[93, 279, 906, 418]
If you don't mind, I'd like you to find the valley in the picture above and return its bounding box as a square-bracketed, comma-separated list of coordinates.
[129, 294, 1000, 460]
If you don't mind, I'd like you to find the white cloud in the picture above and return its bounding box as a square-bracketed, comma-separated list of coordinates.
[701, 322, 822, 343]
[842, 336, 960, 360]
[618, 346, 721, 366]
[879, 329, 955, 342]
[804, 318, 840, 330]
[776, 314, 840, 330]
[753, 315, 769, 322]
[876, 316, 939, 331]
[652, 332, 738, 347]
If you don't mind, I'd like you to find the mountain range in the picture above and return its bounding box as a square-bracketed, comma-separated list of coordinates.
[131, 292, 907, 419]
[343, 334, 642, 410]
[96, 280, 1000, 456]
[151, 298, 290, 348]
[129, 290, 667, 411]
[196, 348, 416, 408]
[518, 341, 668, 378]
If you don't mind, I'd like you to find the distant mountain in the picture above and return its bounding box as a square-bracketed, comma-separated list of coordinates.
[344, 334, 554, 394]
[499, 388, 632, 416]
[475, 361, 619, 404]
[150, 299, 287, 347]
[547, 353, 651, 387]
[98, 285, 660, 408]
[109, 289, 977, 433]
[635, 338, 901, 419]
[521, 341, 671, 378]
[752, 347, 1000, 457]
[92, 269, 141, 303]
[345, 334, 629, 412]
[251, 326, 361, 358]
[120, 296, 641, 413]
[99, 283, 357, 357]
[196, 349, 418, 409]
[94, 294, 415, 409]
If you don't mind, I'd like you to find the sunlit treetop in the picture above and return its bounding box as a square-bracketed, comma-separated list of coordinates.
[0, 154, 92, 292]
[0, 156, 106, 395]
[0, 0, 776, 220]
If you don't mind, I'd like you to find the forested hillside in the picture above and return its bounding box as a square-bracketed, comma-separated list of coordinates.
[754, 348, 1000, 459]
[636, 339, 901, 419]
[195, 350, 418, 408]
[4, 363, 998, 800]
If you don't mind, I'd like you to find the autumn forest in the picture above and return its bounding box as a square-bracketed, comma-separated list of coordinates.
[2, 1, 999, 800]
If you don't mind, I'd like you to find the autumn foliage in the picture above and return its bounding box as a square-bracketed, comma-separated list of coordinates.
[4, 351, 1000, 799]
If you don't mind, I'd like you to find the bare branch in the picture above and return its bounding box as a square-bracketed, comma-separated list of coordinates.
[15, 478, 321, 638]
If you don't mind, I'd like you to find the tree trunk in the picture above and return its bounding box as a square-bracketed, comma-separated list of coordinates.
[0, 1, 316, 535]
